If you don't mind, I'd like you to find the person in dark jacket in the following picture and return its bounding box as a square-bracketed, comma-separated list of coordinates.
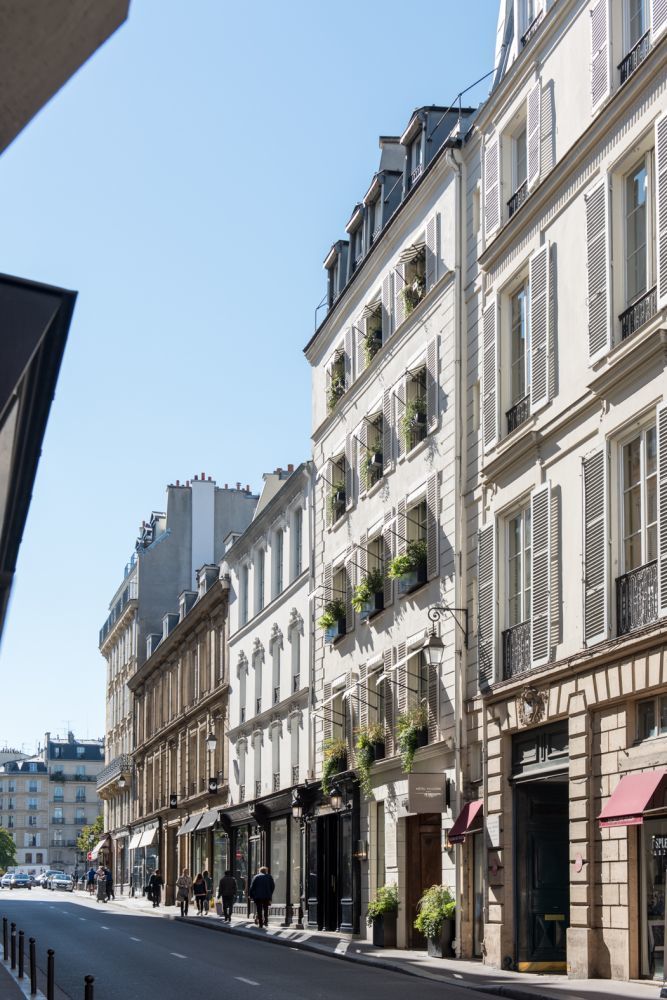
[193, 872, 207, 915]
[148, 869, 164, 908]
[202, 870, 213, 914]
[248, 867, 274, 928]
[86, 868, 96, 896]
[217, 869, 237, 922]
[104, 867, 114, 901]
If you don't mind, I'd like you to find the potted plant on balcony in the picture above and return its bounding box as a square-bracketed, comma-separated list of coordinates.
[321, 738, 348, 796]
[329, 481, 346, 521]
[400, 272, 426, 316]
[363, 326, 383, 366]
[317, 599, 346, 643]
[396, 705, 428, 773]
[367, 883, 399, 948]
[387, 538, 427, 594]
[355, 722, 386, 797]
[401, 396, 427, 446]
[351, 566, 385, 619]
[327, 368, 346, 412]
[414, 884, 456, 958]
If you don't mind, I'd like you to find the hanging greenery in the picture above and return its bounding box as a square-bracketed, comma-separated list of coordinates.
[328, 481, 346, 520]
[317, 598, 346, 631]
[401, 395, 427, 443]
[400, 273, 426, 315]
[321, 738, 347, 795]
[363, 327, 382, 367]
[387, 539, 427, 580]
[351, 567, 385, 613]
[396, 705, 428, 773]
[355, 723, 386, 797]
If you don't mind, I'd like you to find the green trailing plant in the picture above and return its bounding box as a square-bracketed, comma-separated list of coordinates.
[355, 722, 386, 797]
[321, 738, 347, 796]
[366, 883, 399, 925]
[387, 539, 427, 580]
[363, 326, 382, 367]
[400, 273, 426, 315]
[414, 884, 456, 939]
[396, 705, 428, 773]
[351, 567, 385, 613]
[328, 481, 346, 520]
[327, 359, 346, 411]
[317, 598, 346, 631]
[401, 395, 427, 443]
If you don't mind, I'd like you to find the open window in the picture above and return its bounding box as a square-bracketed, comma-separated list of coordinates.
[361, 411, 384, 492]
[397, 243, 426, 320]
[327, 451, 348, 525]
[327, 348, 346, 412]
[362, 302, 383, 367]
[402, 365, 427, 453]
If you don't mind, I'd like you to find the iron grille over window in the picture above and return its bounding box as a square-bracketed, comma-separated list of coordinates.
[502, 621, 531, 679]
[619, 286, 657, 341]
[506, 394, 531, 434]
[618, 31, 651, 85]
[616, 560, 658, 635]
[508, 180, 528, 218]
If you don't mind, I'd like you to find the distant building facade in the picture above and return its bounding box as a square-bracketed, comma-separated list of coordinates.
[0, 756, 49, 870]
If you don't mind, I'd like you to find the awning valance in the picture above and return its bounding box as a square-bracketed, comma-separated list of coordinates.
[128, 831, 142, 850]
[195, 808, 220, 831]
[361, 302, 381, 321]
[448, 800, 484, 844]
[177, 814, 202, 837]
[397, 240, 425, 265]
[139, 827, 158, 848]
[90, 835, 111, 860]
[598, 770, 667, 828]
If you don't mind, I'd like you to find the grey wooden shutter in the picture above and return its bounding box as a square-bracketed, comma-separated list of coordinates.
[356, 319, 366, 374]
[484, 135, 500, 239]
[383, 511, 394, 608]
[325, 461, 333, 529]
[529, 244, 550, 412]
[383, 648, 394, 756]
[426, 336, 439, 432]
[590, 0, 610, 114]
[383, 389, 393, 472]
[652, 0, 667, 40]
[345, 555, 354, 634]
[382, 273, 393, 341]
[540, 81, 555, 176]
[531, 482, 551, 667]
[583, 449, 608, 645]
[323, 561, 333, 609]
[477, 522, 496, 691]
[397, 498, 407, 557]
[359, 532, 368, 580]
[345, 434, 354, 511]
[656, 113, 667, 310]
[358, 422, 369, 495]
[426, 473, 439, 580]
[527, 81, 541, 190]
[344, 327, 353, 390]
[322, 682, 332, 742]
[396, 643, 407, 716]
[427, 658, 438, 744]
[396, 378, 407, 460]
[346, 670, 357, 761]
[394, 263, 406, 328]
[658, 403, 667, 617]
[586, 179, 611, 362]
[482, 297, 499, 451]
[425, 215, 438, 290]
[359, 663, 368, 731]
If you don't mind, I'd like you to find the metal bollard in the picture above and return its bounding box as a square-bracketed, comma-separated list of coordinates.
[18, 930, 24, 978]
[10, 922, 16, 969]
[47, 948, 54, 1000]
[84, 974, 94, 1000]
[3, 916, 7, 960]
[29, 938, 36, 996]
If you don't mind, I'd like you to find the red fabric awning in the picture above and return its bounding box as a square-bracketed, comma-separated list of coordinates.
[448, 800, 484, 844]
[598, 770, 667, 828]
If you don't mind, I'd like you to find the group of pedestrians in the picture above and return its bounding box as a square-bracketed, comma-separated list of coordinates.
[174, 865, 274, 927]
[86, 865, 114, 902]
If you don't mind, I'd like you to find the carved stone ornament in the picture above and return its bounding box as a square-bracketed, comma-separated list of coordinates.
[517, 685, 548, 728]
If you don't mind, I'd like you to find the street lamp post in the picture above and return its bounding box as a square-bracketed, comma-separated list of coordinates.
[206, 731, 218, 794]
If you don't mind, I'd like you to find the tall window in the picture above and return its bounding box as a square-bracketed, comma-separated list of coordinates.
[626, 0, 648, 48]
[290, 626, 301, 692]
[622, 424, 657, 572]
[409, 133, 423, 183]
[514, 126, 527, 191]
[240, 564, 249, 626]
[254, 652, 262, 716]
[625, 158, 651, 305]
[256, 549, 265, 614]
[272, 642, 281, 705]
[293, 508, 303, 578]
[239, 666, 247, 725]
[273, 529, 284, 598]
[510, 283, 530, 407]
[254, 740, 262, 798]
[507, 506, 532, 627]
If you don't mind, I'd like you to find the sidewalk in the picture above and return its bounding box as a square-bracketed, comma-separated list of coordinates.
[99, 890, 660, 1000]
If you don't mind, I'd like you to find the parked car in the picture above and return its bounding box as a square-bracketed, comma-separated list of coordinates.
[36, 870, 62, 889]
[9, 873, 31, 890]
[49, 873, 73, 893]
[0, 873, 12, 889]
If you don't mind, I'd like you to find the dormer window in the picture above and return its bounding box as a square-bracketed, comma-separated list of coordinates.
[351, 226, 364, 270]
[368, 197, 381, 245]
[409, 132, 423, 187]
[325, 241, 349, 311]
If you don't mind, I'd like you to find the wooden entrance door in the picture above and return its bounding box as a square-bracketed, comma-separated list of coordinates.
[406, 813, 442, 949]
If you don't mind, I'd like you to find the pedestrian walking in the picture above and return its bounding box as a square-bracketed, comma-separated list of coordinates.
[193, 872, 207, 915]
[248, 866, 274, 928]
[86, 868, 95, 896]
[176, 868, 192, 917]
[148, 869, 164, 908]
[104, 866, 114, 901]
[95, 866, 107, 903]
[217, 869, 237, 922]
[202, 870, 213, 914]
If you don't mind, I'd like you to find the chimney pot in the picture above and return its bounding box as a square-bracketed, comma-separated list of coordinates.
[201, 472, 205, 480]
[224, 484, 228, 489]
[176, 479, 180, 487]
[208, 476, 212, 481]
[288, 464, 294, 472]
[246, 484, 250, 492]
[236, 482, 240, 490]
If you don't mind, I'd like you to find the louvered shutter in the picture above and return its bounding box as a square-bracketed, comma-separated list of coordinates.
[325, 461, 333, 529]
[322, 682, 332, 743]
[345, 434, 354, 511]
[477, 522, 496, 691]
[484, 135, 500, 239]
[345, 554, 354, 633]
[356, 319, 366, 374]
[426, 473, 439, 580]
[482, 298, 499, 451]
[383, 512, 394, 608]
[590, 0, 610, 114]
[383, 649, 395, 756]
[426, 336, 439, 432]
[427, 657, 438, 743]
[531, 482, 551, 667]
[396, 378, 407, 460]
[382, 273, 393, 341]
[344, 327, 353, 390]
[540, 81, 554, 176]
[397, 498, 407, 557]
[396, 644, 407, 716]
[583, 449, 608, 645]
[586, 179, 611, 361]
[359, 532, 368, 580]
[527, 81, 541, 190]
[529, 244, 550, 412]
[395, 263, 406, 328]
[425, 215, 438, 290]
[358, 423, 369, 495]
[656, 114, 667, 310]
[359, 663, 368, 731]
[346, 670, 357, 761]
[651, 0, 667, 41]
[323, 561, 333, 613]
[383, 389, 393, 472]
[658, 403, 667, 617]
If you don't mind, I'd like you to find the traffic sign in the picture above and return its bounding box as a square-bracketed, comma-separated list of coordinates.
[87, 852, 92, 861]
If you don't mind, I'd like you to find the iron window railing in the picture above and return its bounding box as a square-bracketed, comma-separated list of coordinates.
[616, 560, 658, 636]
[618, 31, 651, 85]
[619, 285, 657, 341]
[506, 394, 531, 434]
[273, 773, 280, 792]
[255, 780, 262, 798]
[502, 621, 531, 680]
[292, 765, 299, 785]
[521, 8, 545, 46]
[239, 783, 245, 801]
[508, 180, 528, 219]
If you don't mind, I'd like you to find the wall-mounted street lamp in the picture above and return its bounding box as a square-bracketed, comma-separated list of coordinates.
[421, 630, 445, 667]
[118, 774, 126, 789]
[206, 731, 217, 753]
[206, 731, 218, 793]
[329, 784, 344, 811]
[291, 790, 305, 821]
[426, 603, 469, 649]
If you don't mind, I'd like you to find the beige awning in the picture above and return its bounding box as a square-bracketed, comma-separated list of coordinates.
[128, 831, 142, 850]
[397, 240, 425, 265]
[90, 835, 111, 860]
[138, 827, 158, 848]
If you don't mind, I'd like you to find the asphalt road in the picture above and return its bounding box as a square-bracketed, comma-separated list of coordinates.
[0, 890, 495, 1000]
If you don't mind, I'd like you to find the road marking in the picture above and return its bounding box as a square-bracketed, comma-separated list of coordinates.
[100, 926, 110, 931]
[130, 937, 141, 942]
[170, 952, 187, 959]
[235, 978, 259, 986]
[79, 918, 87, 922]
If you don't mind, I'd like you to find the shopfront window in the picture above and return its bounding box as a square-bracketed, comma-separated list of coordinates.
[233, 827, 249, 902]
[270, 817, 288, 905]
[290, 817, 301, 909]
[642, 818, 667, 979]
[213, 830, 229, 890]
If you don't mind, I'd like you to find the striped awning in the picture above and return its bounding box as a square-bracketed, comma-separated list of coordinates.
[397, 240, 425, 265]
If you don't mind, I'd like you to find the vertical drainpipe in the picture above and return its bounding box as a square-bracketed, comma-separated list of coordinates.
[308, 461, 317, 781]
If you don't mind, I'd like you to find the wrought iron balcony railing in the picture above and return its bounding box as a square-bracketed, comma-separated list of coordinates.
[616, 560, 658, 636]
[618, 31, 651, 85]
[502, 621, 531, 680]
[255, 780, 262, 798]
[506, 394, 530, 434]
[508, 180, 528, 219]
[619, 285, 657, 341]
[99, 579, 138, 645]
[272, 773, 280, 792]
[239, 783, 245, 802]
[292, 765, 299, 785]
[410, 163, 423, 186]
[521, 8, 545, 47]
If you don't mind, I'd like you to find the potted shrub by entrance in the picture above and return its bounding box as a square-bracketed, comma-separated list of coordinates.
[351, 567, 385, 620]
[318, 599, 346, 643]
[367, 883, 399, 948]
[355, 723, 386, 797]
[387, 538, 427, 595]
[396, 706, 428, 773]
[414, 884, 455, 957]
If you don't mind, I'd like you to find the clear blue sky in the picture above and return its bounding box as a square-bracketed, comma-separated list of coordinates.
[0, 0, 499, 752]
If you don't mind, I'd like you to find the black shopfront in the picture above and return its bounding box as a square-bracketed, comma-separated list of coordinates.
[304, 773, 361, 934]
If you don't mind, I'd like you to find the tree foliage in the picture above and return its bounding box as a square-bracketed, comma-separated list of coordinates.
[76, 813, 104, 858]
[0, 828, 17, 872]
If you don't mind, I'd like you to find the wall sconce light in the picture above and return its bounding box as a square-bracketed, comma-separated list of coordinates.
[329, 784, 344, 811]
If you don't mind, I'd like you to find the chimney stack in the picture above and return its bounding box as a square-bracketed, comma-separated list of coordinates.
[287, 464, 294, 473]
